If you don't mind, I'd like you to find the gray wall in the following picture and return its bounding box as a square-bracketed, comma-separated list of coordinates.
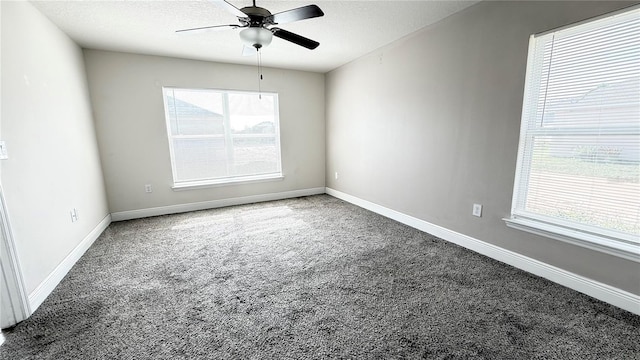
[1, 1, 109, 294]
[325, 1, 639, 294]
[83, 50, 325, 214]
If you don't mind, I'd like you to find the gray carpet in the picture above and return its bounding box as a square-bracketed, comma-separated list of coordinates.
[1, 195, 638, 359]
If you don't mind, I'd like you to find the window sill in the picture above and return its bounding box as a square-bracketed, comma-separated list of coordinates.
[172, 174, 284, 191]
[504, 217, 640, 263]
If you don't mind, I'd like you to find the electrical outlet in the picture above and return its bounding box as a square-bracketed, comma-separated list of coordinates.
[472, 204, 482, 217]
[145, 184, 153, 193]
[335, 172, 339, 180]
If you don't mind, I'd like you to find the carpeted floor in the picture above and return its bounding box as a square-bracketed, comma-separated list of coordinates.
[1, 195, 638, 359]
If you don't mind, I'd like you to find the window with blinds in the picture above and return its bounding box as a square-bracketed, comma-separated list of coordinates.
[162, 87, 282, 188]
[507, 7, 640, 260]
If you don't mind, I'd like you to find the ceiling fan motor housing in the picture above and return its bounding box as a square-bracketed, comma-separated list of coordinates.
[240, 6, 274, 27]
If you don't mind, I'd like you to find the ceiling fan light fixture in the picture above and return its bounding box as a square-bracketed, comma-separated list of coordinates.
[239, 27, 273, 49]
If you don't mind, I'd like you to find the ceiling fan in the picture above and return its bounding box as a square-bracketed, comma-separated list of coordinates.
[176, 0, 324, 52]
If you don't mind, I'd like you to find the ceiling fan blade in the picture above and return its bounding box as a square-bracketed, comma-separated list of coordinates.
[271, 28, 319, 50]
[208, 0, 247, 18]
[268, 5, 324, 25]
[242, 45, 257, 56]
[176, 24, 240, 34]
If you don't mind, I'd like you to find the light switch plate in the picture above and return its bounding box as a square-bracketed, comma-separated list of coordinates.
[0, 141, 8, 160]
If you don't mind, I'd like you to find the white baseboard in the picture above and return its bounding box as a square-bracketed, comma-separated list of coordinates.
[325, 187, 640, 315]
[0, 331, 4, 347]
[111, 187, 326, 221]
[28, 214, 112, 312]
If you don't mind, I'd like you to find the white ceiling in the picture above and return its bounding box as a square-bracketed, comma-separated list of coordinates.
[30, 0, 479, 73]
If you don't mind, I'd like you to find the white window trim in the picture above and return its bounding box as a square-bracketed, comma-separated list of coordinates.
[505, 217, 639, 262]
[172, 173, 284, 191]
[505, 7, 640, 263]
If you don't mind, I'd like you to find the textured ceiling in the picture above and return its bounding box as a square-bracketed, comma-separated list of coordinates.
[30, 0, 479, 73]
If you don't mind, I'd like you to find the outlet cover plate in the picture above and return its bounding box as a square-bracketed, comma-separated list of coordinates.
[472, 204, 482, 217]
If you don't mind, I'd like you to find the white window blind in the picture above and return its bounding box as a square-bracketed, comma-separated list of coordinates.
[162, 88, 282, 188]
[508, 7, 640, 260]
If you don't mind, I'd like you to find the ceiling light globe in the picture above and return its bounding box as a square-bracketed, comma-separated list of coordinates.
[239, 27, 273, 49]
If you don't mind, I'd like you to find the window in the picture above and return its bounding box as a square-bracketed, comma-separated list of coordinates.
[507, 7, 640, 261]
[162, 87, 282, 188]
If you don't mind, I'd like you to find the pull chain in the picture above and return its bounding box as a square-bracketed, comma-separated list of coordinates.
[257, 49, 263, 99]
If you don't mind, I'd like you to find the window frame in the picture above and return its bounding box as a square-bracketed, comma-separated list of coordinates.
[162, 87, 284, 190]
[505, 6, 640, 262]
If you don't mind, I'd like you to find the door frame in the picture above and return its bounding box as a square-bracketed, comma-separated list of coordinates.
[0, 183, 30, 330]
